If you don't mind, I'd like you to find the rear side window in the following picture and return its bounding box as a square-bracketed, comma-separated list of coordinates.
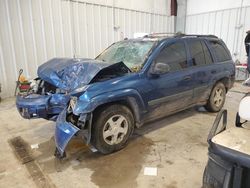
[155, 42, 187, 72]
[209, 40, 231, 62]
[202, 41, 213, 64]
[188, 40, 213, 66]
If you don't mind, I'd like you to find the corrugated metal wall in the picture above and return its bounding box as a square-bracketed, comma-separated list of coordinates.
[0, 0, 174, 98]
[185, 6, 250, 63]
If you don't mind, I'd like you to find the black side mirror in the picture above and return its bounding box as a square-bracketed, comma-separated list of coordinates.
[150, 62, 170, 75]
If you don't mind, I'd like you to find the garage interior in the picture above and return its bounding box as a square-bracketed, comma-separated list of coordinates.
[1, 0, 250, 188]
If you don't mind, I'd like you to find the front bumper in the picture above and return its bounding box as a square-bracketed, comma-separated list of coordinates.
[16, 94, 69, 120]
[16, 95, 50, 119]
[55, 109, 80, 157]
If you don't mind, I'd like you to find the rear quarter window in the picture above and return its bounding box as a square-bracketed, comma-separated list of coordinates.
[208, 40, 231, 62]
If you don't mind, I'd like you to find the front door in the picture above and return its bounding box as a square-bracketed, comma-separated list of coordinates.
[145, 41, 194, 121]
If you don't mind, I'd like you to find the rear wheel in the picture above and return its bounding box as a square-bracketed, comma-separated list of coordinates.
[205, 82, 226, 112]
[91, 104, 134, 154]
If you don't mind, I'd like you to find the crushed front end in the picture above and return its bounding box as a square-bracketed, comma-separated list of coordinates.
[54, 97, 93, 158]
[16, 57, 111, 120]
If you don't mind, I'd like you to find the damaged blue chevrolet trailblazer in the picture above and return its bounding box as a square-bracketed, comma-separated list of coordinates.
[16, 33, 235, 157]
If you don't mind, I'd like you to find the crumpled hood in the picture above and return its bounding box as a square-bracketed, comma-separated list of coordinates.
[37, 58, 112, 91]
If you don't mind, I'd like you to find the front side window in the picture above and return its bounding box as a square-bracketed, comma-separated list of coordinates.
[155, 42, 187, 73]
[209, 40, 231, 62]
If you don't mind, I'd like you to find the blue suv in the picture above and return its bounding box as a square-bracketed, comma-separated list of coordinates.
[54, 34, 235, 157]
[16, 34, 235, 157]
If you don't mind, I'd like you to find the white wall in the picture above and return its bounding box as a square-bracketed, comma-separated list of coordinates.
[76, 0, 170, 15]
[0, 0, 174, 98]
[187, 0, 250, 15]
[186, 0, 250, 64]
[176, 0, 187, 32]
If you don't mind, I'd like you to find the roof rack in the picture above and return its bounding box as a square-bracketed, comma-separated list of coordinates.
[145, 32, 176, 38]
[144, 32, 218, 39]
[178, 34, 218, 38]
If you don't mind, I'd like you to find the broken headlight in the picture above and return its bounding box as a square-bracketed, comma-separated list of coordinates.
[29, 79, 39, 93]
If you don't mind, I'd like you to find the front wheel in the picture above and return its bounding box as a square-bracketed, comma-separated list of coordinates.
[91, 104, 134, 154]
[205, 82, 226, 112]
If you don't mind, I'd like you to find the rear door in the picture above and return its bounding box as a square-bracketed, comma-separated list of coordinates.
[145, 40, 194, 120]
[186, 39, 214, 103]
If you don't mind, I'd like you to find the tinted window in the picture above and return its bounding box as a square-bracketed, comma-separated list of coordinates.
[189, 40, 206, 66]
[155, 42, 187, 72]
[202, 41, 213, 64]
[209, 40, 231, 62]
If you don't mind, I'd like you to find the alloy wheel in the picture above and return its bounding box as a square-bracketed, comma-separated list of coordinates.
[213, 88, 224, 107]
[102, 115, 129, 145]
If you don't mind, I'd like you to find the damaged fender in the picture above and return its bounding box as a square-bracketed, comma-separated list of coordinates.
[55, 109, 81, 156]
[72, 89, 147, 126]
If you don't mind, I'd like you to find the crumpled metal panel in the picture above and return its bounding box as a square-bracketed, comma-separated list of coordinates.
[55, 109, 80, 156]
[17, 94, 51, 107]
[37, 58, 111, 92]
[16, 58, 131, 120]
[16, 93, 70, 120]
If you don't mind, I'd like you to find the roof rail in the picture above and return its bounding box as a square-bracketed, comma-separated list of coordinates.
[144, 32, 218, 39]
[178, 34, 218, 38]
[145, 32, 176, 38]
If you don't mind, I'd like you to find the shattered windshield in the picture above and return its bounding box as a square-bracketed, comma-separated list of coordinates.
[96, 40, 156, 72]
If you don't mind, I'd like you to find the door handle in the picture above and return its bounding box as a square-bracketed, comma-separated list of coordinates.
[183, 75, 192, 81]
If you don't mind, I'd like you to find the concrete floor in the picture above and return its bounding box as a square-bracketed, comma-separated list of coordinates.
[0, 83, 247, 188]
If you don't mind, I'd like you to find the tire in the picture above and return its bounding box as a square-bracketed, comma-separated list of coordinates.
[91, 104, 134, 154]
[205, 82, 226, 112]
[202, 167, 221, 188]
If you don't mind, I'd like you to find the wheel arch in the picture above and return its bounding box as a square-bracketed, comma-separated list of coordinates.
[92, 97, 143, 128]
[216, 77, 231, 92]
